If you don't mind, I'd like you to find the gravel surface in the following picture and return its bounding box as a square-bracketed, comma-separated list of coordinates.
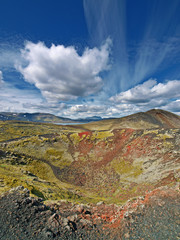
[0, 186, 179, 239]
[0, 186, 109, 240]
[121, 189, 180, 240]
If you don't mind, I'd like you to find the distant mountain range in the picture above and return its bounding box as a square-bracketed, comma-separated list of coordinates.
[0, 112, 103, 123]
[0, 109, 180, 128]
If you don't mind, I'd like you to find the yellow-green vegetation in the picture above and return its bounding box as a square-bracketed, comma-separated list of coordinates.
[68, 130, 114, 145]
[108, 183, 154, 204]
[143, 129, 159, 135]
[4, 136, 74, 169]
[45, 147, 73, 168]
[0, 156, 102, 203]
[70, 133, 81, 144]
[0, 121, 55, 141]
[91, 130, 113, 140]
[0, 120, 82, 142]
[0, 120, 116, 203]
[82, 117, 160, 131]
[61, 133, 70, 143]
[0, 163, 51, 199]
[82, 119, 115, 131]
[155, 133, 174, 148]
[110, 158, 143, 179]
[0, 118, 179, 205]
[46, 148, 64, 157]
[156, 133, 174, 140]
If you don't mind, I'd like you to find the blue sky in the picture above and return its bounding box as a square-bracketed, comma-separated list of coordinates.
[0, 0, 180, 118]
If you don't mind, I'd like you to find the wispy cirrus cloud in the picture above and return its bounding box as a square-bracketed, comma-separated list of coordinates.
[0, 78, 68, 114]
[0, 77, 46, 113]
[0, 0, 180, 119]
[83, 0, 180, 93]
[0, 70, 3, 84]
[0, 37, 23, 72]
[17, 39, 112, 102]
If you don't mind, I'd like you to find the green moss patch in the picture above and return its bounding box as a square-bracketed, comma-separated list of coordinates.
[111, 158, 143, 178]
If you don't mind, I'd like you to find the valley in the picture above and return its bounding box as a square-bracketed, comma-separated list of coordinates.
[0, 109, 179, 239]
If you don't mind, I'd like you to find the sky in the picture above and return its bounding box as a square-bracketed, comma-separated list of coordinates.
[0, 0, 180, 119]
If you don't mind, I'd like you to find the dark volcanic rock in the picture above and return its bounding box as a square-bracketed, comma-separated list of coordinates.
[120, 187, 180, 240]
[0, 186, 179, 240]
[0, 186, 56, 240]
[0, 186, 109, 240]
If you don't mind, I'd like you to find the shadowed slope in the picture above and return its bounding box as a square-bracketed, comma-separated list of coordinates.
[147, 109, 180, 128]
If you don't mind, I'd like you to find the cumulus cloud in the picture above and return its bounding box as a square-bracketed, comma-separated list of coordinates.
[162, 100, 180, 114]
[110, 79, 180, 103]
[63, 104, 108, 118]
[62, 102, 140, 119]
[108, 79, 180, 115]
[62, 102, 145, 119]
[59, 78, 180, 118]
[17, 39, 111, 102]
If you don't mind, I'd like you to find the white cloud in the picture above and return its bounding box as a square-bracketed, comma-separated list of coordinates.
[108, 79, 180, 116]
[17, 39, 111, 102]
[56, 77, 180, 118]
[0, 82, 46, 113]
[0, 40, 23, 71]
[63, 104, 108, 118]
[162, 99, 180, 114]
[62, 102, 141, 119]
[0, 77, 67, 115]
[22, 102, 66, 115]
[110, 79, 180, 103]
[62, 102, 146, 119]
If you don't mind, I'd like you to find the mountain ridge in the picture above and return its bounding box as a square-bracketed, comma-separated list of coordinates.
[81, 109, 180, 130]
[0, 112, 74, 123]
[0, 112, 104, 124]
[0, 109, 180, 128]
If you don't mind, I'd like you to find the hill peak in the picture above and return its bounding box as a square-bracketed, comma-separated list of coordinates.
[82, 109, 180, 130]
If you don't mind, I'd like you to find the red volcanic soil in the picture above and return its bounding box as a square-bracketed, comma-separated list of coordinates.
[78, 131, 92, 138]
[51, 126, 180, 212]
[60, 127, 179, 197]
[93, 128, 135, 168]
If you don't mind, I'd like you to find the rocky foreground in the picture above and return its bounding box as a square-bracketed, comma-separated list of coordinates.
[0, 186, 179, 240]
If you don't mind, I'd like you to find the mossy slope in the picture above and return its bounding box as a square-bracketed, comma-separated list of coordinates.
[0, 116, 179, 204]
